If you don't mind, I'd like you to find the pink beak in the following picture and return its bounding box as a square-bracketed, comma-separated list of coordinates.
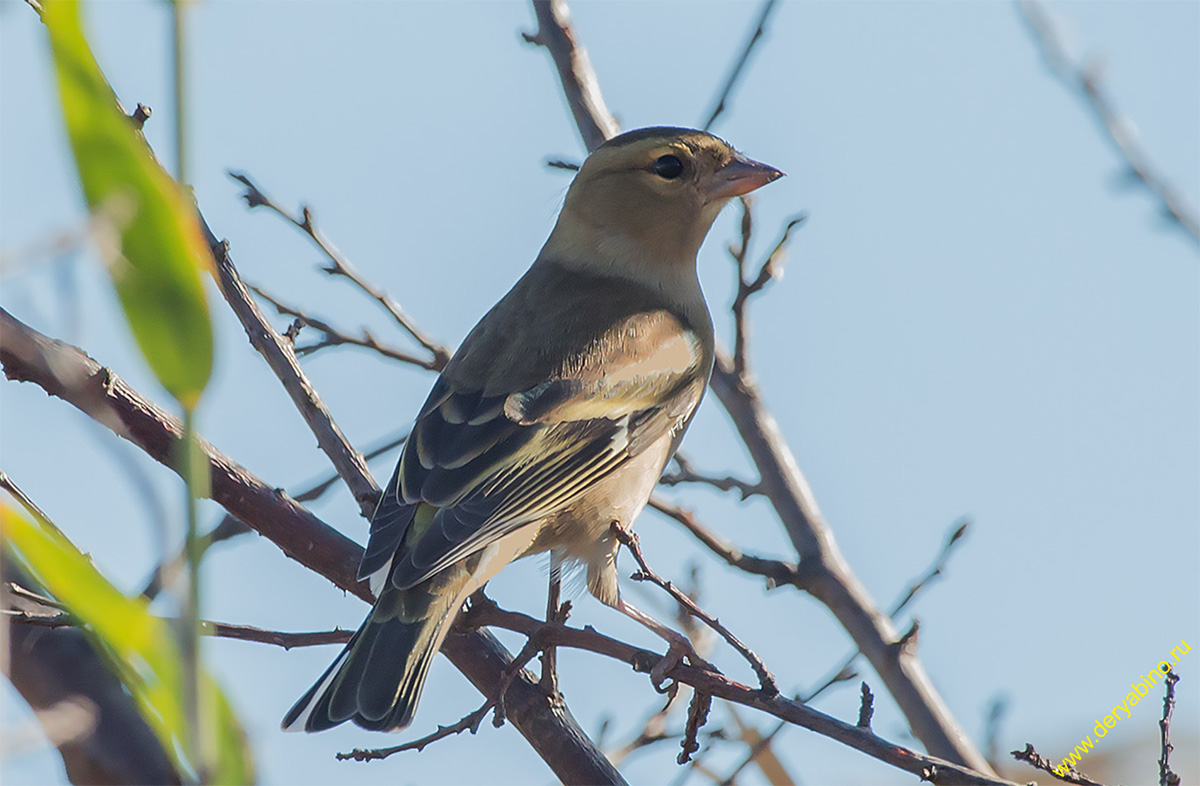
[706, 152, 784, 200]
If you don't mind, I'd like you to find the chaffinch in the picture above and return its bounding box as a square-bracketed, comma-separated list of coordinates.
[284, 126, 782, 733]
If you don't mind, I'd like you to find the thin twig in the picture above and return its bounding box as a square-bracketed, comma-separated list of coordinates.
[546, 158, 581, 171]
[249, 284, 441, 370]
[1016, 0, 1199, 245]
[227, 171, 451, 366]
[647, 496, 807, 591]
[730, 206, 807, 378]
[200, 620, 352, 650]
[293, 431, 408, 504]
[701, 0, 779, 132]
[4, 609, 353, 651]
[1011, 743, 1108, 786]
[0, 472, 69, 541]
[659, 453, 761, 500]
[611, 522, 778, 696]
[888, 518, 970, 619]
[1159, 666, 1181, 786]
[336, 633, 544, 762]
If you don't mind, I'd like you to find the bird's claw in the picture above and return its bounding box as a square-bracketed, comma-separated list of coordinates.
[649, 638, 693, 690]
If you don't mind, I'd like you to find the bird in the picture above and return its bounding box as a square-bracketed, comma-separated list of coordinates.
[283, 126, 783, 733]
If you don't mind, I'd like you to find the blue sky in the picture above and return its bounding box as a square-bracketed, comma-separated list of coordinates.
[2, 1, 1197, 784]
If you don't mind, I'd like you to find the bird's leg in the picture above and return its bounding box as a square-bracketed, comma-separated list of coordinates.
[539, 552, 563, 700]
[612, 596, 697, 689]
[605, 521, 715, 688]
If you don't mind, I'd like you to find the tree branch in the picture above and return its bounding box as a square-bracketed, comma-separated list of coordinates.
[0, 308, 626, 786]
[204, 225, 380, 519]
[1158, 666, 1181, 786]
[4, 607, 354, 651]
[647, 497, 805, 591]
[228, 171, 451, 365]
[248, 284, 439, 370]
[523, 0, 620, 153]
[709, 355, 992, 771]
[659, 453, 761, 500]
[463, 600, 1020, 786]
[1010, 743, 1107, 786]
[1016, 0, 1199, 246]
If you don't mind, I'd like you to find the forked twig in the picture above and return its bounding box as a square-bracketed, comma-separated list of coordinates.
[249, 284, 440, 370]
[730, 203, 808, 378]
[228, 171, 451, 366]
[659, 453, 761, 500]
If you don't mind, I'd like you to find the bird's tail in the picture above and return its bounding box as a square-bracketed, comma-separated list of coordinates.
[281, 561, 474, 733]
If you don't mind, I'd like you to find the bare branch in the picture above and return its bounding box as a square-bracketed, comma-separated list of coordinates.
[659, 453, 761, 500]
[204, 225, 380, 519]
[710, 355, 991, 770]
[141, 429, 407, 598]
[463, 601, 1022, 786]
[647, 496, 806, 591]
[339, 696, 493, 761]
[612, 522, 778, 695]
[546, 158, 581, 171]
[701, 0, 780, 132]
[0, 308, 626, 786]
[4, 608, 353, 651]
[1011, 743, 1108, 786]
[522, 0, 620, 152]
[227, 171, 451, 366]
[1159, 666, 1181, 786]
[891, 518, 969, 616]
[1017, 0, 1199, 245]
[249, 284, 441, 370]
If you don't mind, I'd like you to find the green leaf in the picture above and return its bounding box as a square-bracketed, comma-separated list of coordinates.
[1, 504, 254, 784]
[43, 0, 212, 409]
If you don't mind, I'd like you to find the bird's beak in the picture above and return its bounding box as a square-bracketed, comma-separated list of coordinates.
[705, 152, 784, 200]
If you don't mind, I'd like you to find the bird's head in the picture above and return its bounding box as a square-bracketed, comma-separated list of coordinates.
[543, 127, 783, 281]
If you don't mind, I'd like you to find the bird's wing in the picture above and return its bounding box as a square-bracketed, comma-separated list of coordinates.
[358, 305, 709, 593]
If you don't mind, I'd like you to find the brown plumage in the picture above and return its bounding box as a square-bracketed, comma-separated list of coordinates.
[283, 127, 782, 733]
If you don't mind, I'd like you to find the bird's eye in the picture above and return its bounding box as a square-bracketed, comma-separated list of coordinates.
[652, 154, 684, 180]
